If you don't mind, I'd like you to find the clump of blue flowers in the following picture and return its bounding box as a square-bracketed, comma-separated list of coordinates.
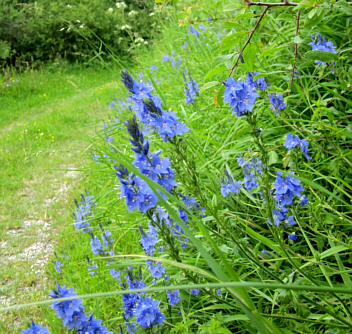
[220, 170, 242, 197]
[49, 283, 112, 333]
[120, 70, 189, 142]
[237, 154, 263, 192]
[284, 133, 312, 160]
[309, 34, 337, 69]
[183, 71, 199, 104]
[73, 192, 95, 232]
[247, 71, 269, 90]
[223, 77, 259, 117]
[167, 290, 180, 306]
[22, 321, 50, 334]
[268, 93, 286, 116]
[115, 165, 158, 213]
[188, 25, 200, 37]
[271, 172, 307, 230]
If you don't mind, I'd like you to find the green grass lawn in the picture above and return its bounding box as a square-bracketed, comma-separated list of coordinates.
[0, 63, 126, 331]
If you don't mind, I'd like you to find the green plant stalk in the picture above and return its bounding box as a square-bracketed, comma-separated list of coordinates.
[112, 149, 280, 334]
[3, 281, 352, 313]
[246, 111, 352, 326]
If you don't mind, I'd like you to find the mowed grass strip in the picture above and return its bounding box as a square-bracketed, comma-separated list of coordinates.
[0, 64, 126, 331]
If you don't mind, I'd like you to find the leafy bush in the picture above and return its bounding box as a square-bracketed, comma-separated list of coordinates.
[0, 0, 163, 66]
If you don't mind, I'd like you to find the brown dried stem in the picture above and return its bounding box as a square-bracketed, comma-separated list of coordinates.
[289, 10, 301, 94]
[246, 1, 299, 6]
[227, 6, 269, 79]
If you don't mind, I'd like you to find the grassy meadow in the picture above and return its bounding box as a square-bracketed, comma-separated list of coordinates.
[1, 0, 352, 333]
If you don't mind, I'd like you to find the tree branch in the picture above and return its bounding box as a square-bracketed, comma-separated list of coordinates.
[246, 1, 299, 6]
[227, 6, 269, 79]
[289, 9, 301, 94]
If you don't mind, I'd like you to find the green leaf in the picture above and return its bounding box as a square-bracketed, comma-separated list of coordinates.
[221, 31, 248, 51]
[307, 8, 318, 19]
[223, 3, 245, 11]
[217, 84, 225, 107]
[304, 50, 338, 63]
[233, 12, 256, 21]
[268, 151, 279, 165]
[201, 81, 220, 93]
[205, 66, 228, 81]
[320, 245, 350, 260]
[242, 44, 257, 72]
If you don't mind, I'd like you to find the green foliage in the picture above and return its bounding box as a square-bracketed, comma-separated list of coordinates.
[2, 0, 352, 333]
[0, 0, 164, 67]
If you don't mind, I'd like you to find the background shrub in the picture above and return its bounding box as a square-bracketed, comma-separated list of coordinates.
[0, 0, 162, 67]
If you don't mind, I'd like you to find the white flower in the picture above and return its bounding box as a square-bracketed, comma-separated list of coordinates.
[128, 10, 137, 17]
[107, 7, 113, 13]
[116, 2, 127, 9]
[67, 4, 72, 8]
[120, 25, 131, 30]
[79, 24, 84, 29]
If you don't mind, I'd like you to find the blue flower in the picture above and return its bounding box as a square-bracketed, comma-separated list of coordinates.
[298, 139, 312, 160]
[49, 284, 85, 329]
[188, 25, 200, 37]
[135, 297, 165, 328]
[288, 232, 297, 241]
[73, 193, 95, 232]
[184, 72, 199, 104]
[283, 133, 301, 149]
[22, 321, 50, 334]
[162, 55, 175, 67]
[80, 314, 113, 334]
[191, 288, 199, 296]
[220, 171, 242, 197]
[237, 155, 263, 192]
[121, 70, 189, 142]
[271, 172, 306, 227]
[109, 268, 121, 281]
[88, 262, 98, 276]
[300, 195, 309, 207]
[268, 93, 285, 116]
[247, 72, 268, 90]
[273, 172, 305, 207]
[216, 288, 222, 296]
[55, 260, 63, 273]
[286, 216, 297, 226]
[115, 166, 158, 213]
[122, 292, 140, 320]
[199, 24, 207, 32]
[139, 223, 158, 256]
[101, 230, 113, 249]
[223, 78, 259, 117]
[146, 260, 165, 279]
[90, 236, 103, 255]
[284, 133, 312, 160]
[167, 290, 180, 306]
[309, 34, 337, 69]
[125, 321, 137, 333]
